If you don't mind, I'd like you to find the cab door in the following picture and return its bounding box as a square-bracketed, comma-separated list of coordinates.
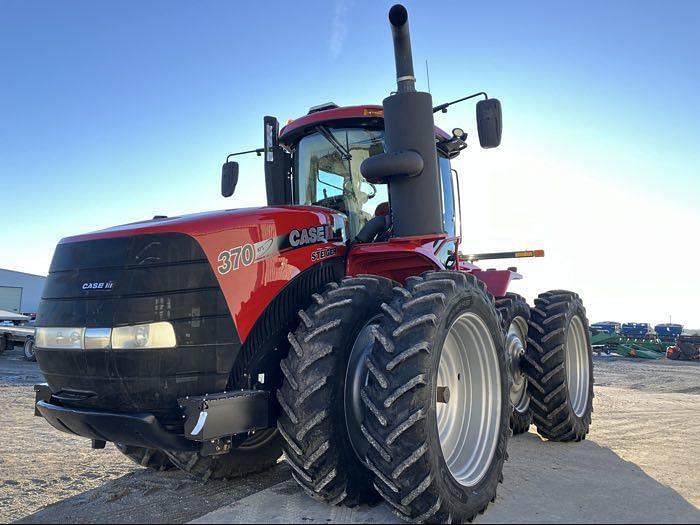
[435, 155, 460, 267]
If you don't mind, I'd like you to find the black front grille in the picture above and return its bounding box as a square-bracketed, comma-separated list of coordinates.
[36, 233, 240, 415]
[38, 233, 236, 345]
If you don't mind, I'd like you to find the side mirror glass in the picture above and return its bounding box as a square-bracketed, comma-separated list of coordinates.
[476, 98, 502, 148]
[221, 161, 239, 197]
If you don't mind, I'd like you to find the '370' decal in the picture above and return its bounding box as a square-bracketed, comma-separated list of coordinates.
[217, 244, 255, 274]
[216, 225, 333, 275]
[217, 238, 276, 275]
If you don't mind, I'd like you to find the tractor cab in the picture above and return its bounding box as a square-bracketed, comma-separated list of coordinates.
[281, 110, 390, 239]
[223, 104, 465, 262]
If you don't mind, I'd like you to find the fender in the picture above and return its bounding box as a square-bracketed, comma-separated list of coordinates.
[347, 233, 516, 298]
[346, 234, 446, 283]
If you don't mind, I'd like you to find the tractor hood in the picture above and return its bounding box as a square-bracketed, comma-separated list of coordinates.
[60, 205, 344, 244]
[42, 204, 348, 345]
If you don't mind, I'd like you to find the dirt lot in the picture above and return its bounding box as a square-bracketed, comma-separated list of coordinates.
[1, 347, 698, 524]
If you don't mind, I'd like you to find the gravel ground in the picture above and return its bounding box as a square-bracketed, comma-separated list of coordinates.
[1, 346, 698, 523]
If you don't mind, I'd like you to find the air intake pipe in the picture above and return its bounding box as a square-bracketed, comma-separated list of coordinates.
[361, 4, 443, 238]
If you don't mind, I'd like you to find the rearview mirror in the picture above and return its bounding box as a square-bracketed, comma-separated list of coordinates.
[476, 98, 502, 148]
[221, 161, 239, 197]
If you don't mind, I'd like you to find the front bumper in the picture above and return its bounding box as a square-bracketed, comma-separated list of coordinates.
[35, 384, 270, 452]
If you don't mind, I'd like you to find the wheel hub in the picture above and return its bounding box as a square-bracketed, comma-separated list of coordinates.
[506, 317, 529, 413]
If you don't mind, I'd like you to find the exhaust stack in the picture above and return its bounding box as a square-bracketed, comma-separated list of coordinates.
[362, 4, 443, 238]
[389, 5, 416, 94]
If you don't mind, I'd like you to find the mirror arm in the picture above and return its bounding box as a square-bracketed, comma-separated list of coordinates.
[226, 148, 264, 161]
[433, 91, 488, 114]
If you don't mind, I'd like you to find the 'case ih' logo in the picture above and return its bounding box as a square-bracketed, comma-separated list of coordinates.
[82, 281, 115, 290]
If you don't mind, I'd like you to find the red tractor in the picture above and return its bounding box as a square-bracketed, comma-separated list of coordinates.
[33, 5, 593, 523]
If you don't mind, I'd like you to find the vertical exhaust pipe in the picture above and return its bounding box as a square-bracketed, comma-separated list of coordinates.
[388, 4, 416, 93]
[360, 4, 443, 237]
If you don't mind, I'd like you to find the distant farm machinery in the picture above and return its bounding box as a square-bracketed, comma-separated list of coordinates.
[667, 333, 700, 361]
[589, 322, 687, 360]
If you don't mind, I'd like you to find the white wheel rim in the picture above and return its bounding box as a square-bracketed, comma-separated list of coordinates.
[25, 339, 35, 359]
[436, 312, 501, 487]
[565, 315, 590, 417]
[507, 317, 529, 412]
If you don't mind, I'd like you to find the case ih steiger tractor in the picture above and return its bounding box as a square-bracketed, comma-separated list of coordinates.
[33, 5, 593, 523]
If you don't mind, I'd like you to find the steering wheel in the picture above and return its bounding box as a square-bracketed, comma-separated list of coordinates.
[313, 195, 346, 212]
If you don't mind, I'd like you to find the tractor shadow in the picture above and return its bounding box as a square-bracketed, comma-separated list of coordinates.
[16, 462, 292, 524]
[483, 432, 700, 523]
[16, 434, 699, 524]
[193, 434, 699, 524]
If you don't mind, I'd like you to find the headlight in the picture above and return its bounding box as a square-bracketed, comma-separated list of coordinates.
[111, 322, 177, 349]
[35, 327, 85, 349]
[35, 322, 176, 350]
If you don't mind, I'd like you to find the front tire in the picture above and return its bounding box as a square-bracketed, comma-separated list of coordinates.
[115, 444, 175, 471]
[363, 271, 509, 523]
[278, 275, 396, 506]
[165, 428, 283, 480]
[522, 290, 594, 441]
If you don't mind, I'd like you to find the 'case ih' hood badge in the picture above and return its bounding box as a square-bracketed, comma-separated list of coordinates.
[82, 281, 115, 290]
[217, 225, 332, 275]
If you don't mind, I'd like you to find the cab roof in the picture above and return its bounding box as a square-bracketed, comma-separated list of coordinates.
[279, 104, 451, 144]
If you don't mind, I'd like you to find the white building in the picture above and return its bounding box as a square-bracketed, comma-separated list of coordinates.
[0, 268, 46, 315]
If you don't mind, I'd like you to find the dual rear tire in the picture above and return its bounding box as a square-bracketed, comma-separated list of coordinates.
[496, 290, 594, 442]
[277, 271, 510, 523]
[523, 291, 594, 441]
[276, 275, 396, 505]
[496, 294, 533, 435]
[278, 276, 595, 523]
[362, 271, 509, 523]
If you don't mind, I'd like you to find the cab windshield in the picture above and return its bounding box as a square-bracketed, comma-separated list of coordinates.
[294, 128, 389, 237]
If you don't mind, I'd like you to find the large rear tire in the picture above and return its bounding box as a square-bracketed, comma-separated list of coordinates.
[165, 428, 283, 480]
[115, 444, 176, 471]
[522, 290, 593, 441]
[278, 275, 396, 506]
[495, 293, 532, 435]
[363, 271, 510, 523]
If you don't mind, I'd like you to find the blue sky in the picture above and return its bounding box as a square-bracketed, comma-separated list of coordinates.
[1, 0, 698, 325]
